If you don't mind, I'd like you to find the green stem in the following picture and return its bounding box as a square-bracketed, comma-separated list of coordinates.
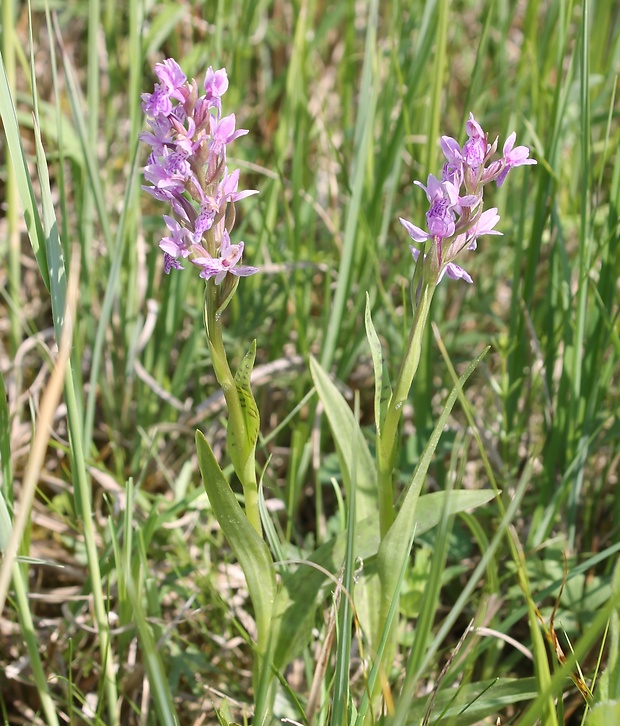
[64, 366, 119, 724]
[12, 564, 60, 726]
[204, 282, 262, 537]
[377, 281, 435, 537]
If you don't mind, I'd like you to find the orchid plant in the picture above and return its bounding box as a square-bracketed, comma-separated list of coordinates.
[377, 113, 537, 537]
[141, 60, 536, 721]
[141, 59, 264, 531]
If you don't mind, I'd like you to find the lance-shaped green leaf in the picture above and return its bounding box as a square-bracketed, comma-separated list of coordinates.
[365, 293, 391, 436]
[588, 562, 620, 708]
[377, 348, 491, 630]
[309, 356, 377, 523]
[272, 488, 496, 671]
[404, 677, 539, 725]
[195, 431, 275, 651]
[227, 340, 260, 483]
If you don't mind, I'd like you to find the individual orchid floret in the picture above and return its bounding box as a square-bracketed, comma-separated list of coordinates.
[191, 231, 258, 284]
[193, 169, 259, 241]
[141, 59, 187, 118]
[154, 59, 187, 99]
[204, 67, 229, 112]
[496, 132, 537, 187]
[159, 215, 192, 262]
[209, 114, 249, 157]
[461, 113, 488, 169]
[414, 174, 447, 203]
[426, 197, 456, 239]
[409, 246, 473, 284]
[446, 207, 502, 272]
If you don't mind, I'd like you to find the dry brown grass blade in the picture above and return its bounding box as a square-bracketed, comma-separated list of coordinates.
[531, 551, 594, 704]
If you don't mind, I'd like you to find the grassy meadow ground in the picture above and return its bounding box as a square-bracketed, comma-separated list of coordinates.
[0, 0, 619, 724]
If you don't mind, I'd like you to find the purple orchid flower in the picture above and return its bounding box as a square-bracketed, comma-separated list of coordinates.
[191, 231, 258, 284]
[496, 132, 537, 187]
[204, 67, 229, 112]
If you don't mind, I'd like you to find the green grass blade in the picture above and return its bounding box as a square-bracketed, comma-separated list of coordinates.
[320, 0, 379, 372]
[309, 356, 377, 523]
[0, 53, 49, 289]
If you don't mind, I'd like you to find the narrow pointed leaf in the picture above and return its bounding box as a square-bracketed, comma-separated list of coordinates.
[33, 115, 66, 339]
[378, 348, 491, 625]
[272, 488, 495, 670]
[228, 340, 260, 478]
[195, 431, 275, 648]
[405, 677, 539, 725]
[309, 356, 377, 522]
[365, 293, 391, 435]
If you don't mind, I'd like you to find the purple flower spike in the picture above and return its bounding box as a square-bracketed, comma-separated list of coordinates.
[140, 59, 259, 284]
[401, 114, 536, 286]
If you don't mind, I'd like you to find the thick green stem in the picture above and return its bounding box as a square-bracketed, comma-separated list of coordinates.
[204, 282, 262, 537]
[377, 282, 435, 537]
